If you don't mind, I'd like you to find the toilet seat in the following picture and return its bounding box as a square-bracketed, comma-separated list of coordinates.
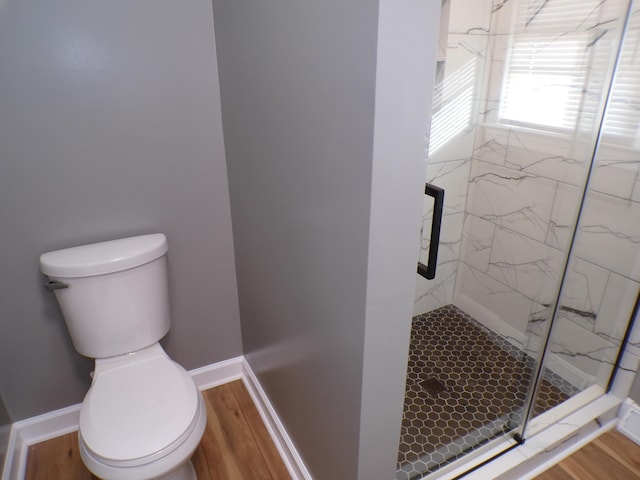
[79, 344, 200, 467]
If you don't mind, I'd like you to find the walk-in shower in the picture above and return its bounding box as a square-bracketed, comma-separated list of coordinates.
[400, 0, 640, 478]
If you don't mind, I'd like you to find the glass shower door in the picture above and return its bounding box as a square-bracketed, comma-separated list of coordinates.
[398, 0, 636, 478]
[526, 0, 640, 433]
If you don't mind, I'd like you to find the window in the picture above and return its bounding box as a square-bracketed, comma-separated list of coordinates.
[500, 31, 594, 130]
[601, 16, 640, 142]
[498, 0, 640, 144]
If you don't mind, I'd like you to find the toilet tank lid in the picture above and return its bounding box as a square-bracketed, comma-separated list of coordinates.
[40, 234, 168, 278]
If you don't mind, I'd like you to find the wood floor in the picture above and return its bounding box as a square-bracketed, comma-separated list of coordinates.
[23, 380, 640, 480]
[534, 430, 640, 480]
[24, 380, 290, 480]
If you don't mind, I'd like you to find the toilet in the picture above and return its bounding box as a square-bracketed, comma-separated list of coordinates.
[39, 234, 207, 480]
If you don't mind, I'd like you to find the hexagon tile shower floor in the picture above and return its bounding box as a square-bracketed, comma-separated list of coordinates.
[396, 305, 578, 480]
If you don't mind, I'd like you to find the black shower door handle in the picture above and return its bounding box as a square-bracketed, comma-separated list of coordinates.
[417, 183, 444, 280]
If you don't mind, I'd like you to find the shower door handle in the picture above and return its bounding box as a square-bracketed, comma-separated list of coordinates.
[417, 183, 444, 280]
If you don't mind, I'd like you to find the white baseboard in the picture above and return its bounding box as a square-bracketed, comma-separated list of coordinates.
[1, 426, 17, 480]
[190, 355, 243, 391]
[2, 402, 81, 480]
[2, 355, 308, 480]
[241, 359, 312, 480]
[617, 397, 640, 445]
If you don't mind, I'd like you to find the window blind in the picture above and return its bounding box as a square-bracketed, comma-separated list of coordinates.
[499, 0, 638, 143]
[601, 13, 640, 142]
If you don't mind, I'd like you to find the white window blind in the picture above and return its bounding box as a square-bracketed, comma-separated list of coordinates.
[499, 0, 639, 142]
[500, 31, 593, 129]
[601, 13, 640, 142]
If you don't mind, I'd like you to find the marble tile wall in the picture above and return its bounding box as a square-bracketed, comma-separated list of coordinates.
[416, 0, 640, 393]
[414, 0, 493, 315]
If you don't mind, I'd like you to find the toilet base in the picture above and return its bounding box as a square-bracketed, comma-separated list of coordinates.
[155, 459, 197, 480]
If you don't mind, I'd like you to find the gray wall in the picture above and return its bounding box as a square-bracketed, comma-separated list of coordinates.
[212, 0, 439, 478]
[212, 1, 377, 478]
[0, 0, 242, 421]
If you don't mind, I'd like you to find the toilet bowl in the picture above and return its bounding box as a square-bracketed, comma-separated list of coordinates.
[40, 234, 206, 480]
[78, 344, 207, 480]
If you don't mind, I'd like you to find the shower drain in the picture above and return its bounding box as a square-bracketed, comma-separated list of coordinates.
[420, 377, 447, 394]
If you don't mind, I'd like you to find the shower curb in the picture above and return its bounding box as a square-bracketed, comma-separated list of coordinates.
[449, 394, 621, 480]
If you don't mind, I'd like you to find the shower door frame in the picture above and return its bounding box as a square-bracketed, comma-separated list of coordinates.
[513, 0, 636, 442]
[410, 0, 640, 478]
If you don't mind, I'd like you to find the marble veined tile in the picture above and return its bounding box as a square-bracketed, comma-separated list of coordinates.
[460, 213, 495, 273]
[525, 271, 637, 389]
[441, 34, 487, 100]
[505, 130, 585, 185]
[467, 160, 557, 242]
[481, 17, 509, 124]
[557, 257, 609, 332]
[490, 0, 515, 32]
[590, 146, 639, 199]
[626, 313, 640, 359]
[472, 125, 508, 165]
[477, 99, 501, 125]
[446, 34, 490, 65]
[516, 0, 626, 33]
[448, 0, 492, 35]
[632, 171, 640, 203]
[425, 159, 471, 215]
[608, 349, 640, 398]
[547, 182, 581, 250]
[413, 260, 457, 316]
[596, 273, 640, 354]
[524, 302, 552, 357]
[455, 261, 533, 337]
[419, 211, 463, 266]
[487, 227, 564, 304]
[547, 314, 618, 385]
[415, 212, 463, 316]
[427, 126, 475, 164]
[574, 191, 640, 281]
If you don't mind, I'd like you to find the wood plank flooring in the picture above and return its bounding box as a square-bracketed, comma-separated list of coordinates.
[534, 430, 640, 480]
[24, 380, 640, 480]
[25, 380, 290, 480]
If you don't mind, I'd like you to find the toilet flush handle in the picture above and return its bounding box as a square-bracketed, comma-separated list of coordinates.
[45, 280, 69, 291]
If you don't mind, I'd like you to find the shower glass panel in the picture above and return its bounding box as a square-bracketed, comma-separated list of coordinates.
[528, 0, 640, 431]
[398, 0, 635, 478]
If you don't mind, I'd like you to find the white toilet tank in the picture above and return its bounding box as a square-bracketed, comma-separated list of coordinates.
[40, 234, 171, 359]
